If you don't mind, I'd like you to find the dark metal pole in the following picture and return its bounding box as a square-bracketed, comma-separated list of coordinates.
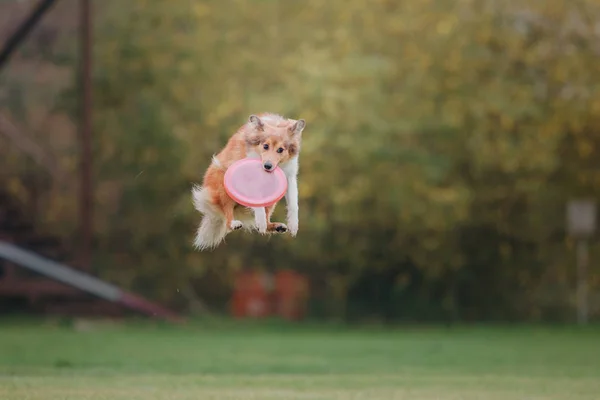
[79, 0, 93, 270]
[0, 0, 58, 70]
[576, 239, 589, 325]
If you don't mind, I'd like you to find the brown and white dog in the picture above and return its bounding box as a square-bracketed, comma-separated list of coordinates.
[192, 113, 306, 250]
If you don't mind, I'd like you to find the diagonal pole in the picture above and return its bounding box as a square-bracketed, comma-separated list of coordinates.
[0, 0, 59, 70]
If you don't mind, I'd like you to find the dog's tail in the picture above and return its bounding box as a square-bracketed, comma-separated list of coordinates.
[191, 185, 228, 251]
[194, 214, 227, 251]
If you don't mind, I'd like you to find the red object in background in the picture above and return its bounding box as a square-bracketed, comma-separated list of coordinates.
[273, 269, 309, 321]
[231, 269, 309, 320]
[231, 270, 271, 318]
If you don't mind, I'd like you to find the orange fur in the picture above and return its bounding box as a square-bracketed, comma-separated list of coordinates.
[192, 113, 306, 250]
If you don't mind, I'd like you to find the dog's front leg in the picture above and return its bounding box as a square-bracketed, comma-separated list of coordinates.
[253, 207, 268, 234]
[285, 176, 299, 236]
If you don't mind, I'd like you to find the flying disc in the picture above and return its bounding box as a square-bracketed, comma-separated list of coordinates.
[224, 158, 288, 208]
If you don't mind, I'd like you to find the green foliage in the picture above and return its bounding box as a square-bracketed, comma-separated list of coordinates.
[3, 0, 600, 320]
[76, 0, 600, 318]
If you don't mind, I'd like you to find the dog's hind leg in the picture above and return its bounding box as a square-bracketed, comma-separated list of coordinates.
[222, 198, 242, 231]
[265, 203, 287, 233]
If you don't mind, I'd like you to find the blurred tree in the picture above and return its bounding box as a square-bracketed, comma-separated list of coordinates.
[14, 0, 597, 320]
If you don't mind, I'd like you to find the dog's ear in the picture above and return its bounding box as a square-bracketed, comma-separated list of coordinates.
[289, 119, 305, 136]
[288, 143, 298, 156]
[248, 115, 264, 131]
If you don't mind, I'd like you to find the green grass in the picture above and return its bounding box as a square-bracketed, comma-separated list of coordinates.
[0, 318, 599, 399]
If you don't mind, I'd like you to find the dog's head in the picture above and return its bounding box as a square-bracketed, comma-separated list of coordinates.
[244, 114, 305, 172]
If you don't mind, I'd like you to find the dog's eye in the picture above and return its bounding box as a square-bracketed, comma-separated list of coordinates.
[277, 147, 284, 153]
[263, 144, 269, 150]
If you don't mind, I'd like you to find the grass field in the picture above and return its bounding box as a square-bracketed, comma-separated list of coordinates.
[0, 318, 599, 400]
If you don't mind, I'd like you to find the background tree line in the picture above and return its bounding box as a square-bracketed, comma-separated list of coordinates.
[1, 0, 599, 322]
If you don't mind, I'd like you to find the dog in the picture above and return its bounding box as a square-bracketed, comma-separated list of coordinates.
[192, 113, 306, 250]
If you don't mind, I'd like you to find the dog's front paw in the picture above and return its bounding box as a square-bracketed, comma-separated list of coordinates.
[267, 222, 288, 234]
[230, 220, 243, 230]
[255, 219, 267, 234]
[287, 217, 298, 237]
[253, 208, 268, 234]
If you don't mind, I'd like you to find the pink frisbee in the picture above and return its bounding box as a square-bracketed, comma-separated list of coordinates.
[224, 158, 288, 208]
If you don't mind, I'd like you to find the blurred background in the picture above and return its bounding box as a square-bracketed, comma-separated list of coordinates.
[1, 0, 599, 325]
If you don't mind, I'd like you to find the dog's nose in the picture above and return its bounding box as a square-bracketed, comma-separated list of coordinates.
[263, 161, 273, 171]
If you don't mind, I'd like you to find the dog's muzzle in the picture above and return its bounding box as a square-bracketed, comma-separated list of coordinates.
[263, 161, 273, 172]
